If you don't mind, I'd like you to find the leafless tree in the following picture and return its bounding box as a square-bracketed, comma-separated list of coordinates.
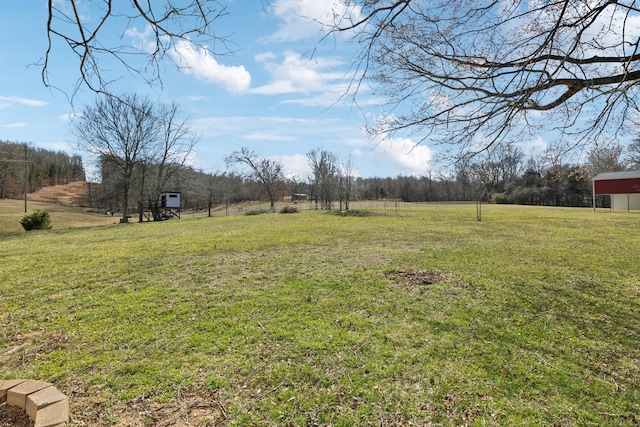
[226, 148, 285, 211]
[334, 0, 640, 154]
[465, 141, 524, 197]
[306, 148, 339, 209]
[149, 102, 198, 219]
[586, 144, 625, 175]
[625, 139, 640, 169]
[72, 93, 196, 222]
[44, 0, 230, 97]
[338, 154, 355, 211]
[195, 170, 228, 217]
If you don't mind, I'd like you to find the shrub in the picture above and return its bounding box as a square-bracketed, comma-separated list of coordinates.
[328, 209, 377, 217]
[20, 209, 53, 231]
[279, 206, 298, 214]
[245, 208, 269, 216]
[492, 192, 513, 204]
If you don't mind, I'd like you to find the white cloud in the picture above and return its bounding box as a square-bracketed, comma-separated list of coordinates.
[254, 52, 277, 63]
[0, 96, 47, 108]
[518, 2, 640, 77]
[186, 95, 209, 102]
[579, 5, 640, 60]
[252, 50, 346, 98]
[191, 115, 322, 138]
[282, 84, 382, 108]
[58, 112, 82, 122]
[251, 80, 298, 96]
[266, 0, 363, 42]
[125, 25, 252, 94]
[281, 91, 345, 107]
[374, 137, 433, 176]
[123, 26, 157, 54]
[519, 136, 548, 156]
[169, 40, 251, 94]
[3, 122, 27, 128]
[242, 132, 297, 142]
[271, 154, 311, 179]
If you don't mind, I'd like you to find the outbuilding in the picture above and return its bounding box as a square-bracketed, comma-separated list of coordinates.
[159, 192, 181, 209]
[592, 171, 640, 211]
[157, 191, 181, 219]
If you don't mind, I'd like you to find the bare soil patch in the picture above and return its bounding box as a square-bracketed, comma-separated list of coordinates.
[70, 392, 226, 427]
[384, 269, 454, 287]
[0, 402, 33, 427]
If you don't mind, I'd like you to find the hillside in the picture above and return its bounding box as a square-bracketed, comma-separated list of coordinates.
[27, 181, 91, 206]
[0, 182, 116, 234]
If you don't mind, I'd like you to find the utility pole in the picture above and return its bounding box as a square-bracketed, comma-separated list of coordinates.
[0, 145, 31, 212]
[24, 144, 28, 212]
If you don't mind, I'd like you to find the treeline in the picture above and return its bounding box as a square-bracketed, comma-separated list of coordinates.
[0, 141, 85, 199]
[91, 142, 638, 214]
[3, 138, 637, 212]
[362, 165, 593, 207]
[356, 143, 636, 208]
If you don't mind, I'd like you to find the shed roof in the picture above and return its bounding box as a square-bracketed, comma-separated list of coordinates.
[592, 171, 640, 181]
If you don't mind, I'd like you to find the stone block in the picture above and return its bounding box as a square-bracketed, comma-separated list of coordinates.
[6, 380, 52, 408]
[34, 399, 69, 427]
[0, 379, 26, 402]
[26, 385, 67, 420]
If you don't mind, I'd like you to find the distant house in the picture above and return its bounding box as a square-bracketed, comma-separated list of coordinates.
[592, 171, 640, 211]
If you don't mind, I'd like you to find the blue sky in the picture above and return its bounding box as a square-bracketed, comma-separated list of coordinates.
[0, 1, 435, 180]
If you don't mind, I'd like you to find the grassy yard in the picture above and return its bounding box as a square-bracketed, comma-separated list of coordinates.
[0, 199, 117, 234]
[0, 204, 639, 426]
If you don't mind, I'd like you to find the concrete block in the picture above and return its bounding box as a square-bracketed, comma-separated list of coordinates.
[26, 385, 67, 420]
[34, 399, 69, 427]
[6, 380, 52, 408]
[0, 379, 26, 402]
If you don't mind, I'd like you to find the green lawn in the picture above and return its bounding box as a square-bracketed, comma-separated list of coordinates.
[0, 199, 118, 234]
[1, 204, 639, 426]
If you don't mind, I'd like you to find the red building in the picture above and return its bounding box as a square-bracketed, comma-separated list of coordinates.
[592, 171, 640, 211]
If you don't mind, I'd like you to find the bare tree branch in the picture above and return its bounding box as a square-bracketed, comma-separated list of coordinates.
[332, 0, 640, 155]
[43, 0, 230, 100]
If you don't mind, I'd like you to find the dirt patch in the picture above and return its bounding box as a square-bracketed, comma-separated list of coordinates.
[385, 269, 454, 287]
[71, 392, 226, 427]
[0, 401, 33, 427]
